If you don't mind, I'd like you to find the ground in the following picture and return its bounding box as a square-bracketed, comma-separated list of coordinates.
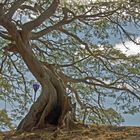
[1, 124, 140, 140]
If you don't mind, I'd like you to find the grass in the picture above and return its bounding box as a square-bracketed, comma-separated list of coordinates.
[1, 124, 140, 140]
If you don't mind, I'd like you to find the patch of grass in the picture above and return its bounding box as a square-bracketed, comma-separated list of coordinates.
[1, 124, 140, 140]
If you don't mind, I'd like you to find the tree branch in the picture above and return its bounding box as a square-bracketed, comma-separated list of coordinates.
[6, 0, 26, 20]
[19, 5, 38, 13]
[22, 0, 59, 33]
[31, 7, 75, 39]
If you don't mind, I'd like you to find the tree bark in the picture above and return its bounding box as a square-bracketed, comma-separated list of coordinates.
[17, 67, 74, 132]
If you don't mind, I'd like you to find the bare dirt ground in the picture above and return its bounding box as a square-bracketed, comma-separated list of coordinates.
[1, 124, 140, 140]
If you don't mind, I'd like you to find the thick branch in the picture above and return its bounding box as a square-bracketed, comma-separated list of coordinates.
[13, 32, 49, 85]
[19, 5, 38, 13]
[22, 0, 59, 33]
[6, 0, 26, 20]
[31, 8, 75, 39]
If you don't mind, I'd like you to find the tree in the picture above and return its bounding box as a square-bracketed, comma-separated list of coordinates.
[0, 0, 140, 132]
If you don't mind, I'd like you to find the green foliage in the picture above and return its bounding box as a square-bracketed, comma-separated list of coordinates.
[128, 67, 139, 74]
[123, 106, 140, 115]
[105, 108, 125, 125]
[0, 110, 14, 130]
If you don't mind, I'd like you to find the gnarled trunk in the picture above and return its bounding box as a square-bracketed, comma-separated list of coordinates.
[17, 63, 73, 132]
[10, 32, 74, 132]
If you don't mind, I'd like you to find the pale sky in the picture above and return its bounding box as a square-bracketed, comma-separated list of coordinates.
[115, 37, 140, 56]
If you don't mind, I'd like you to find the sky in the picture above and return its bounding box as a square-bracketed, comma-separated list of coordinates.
[116, 37, 140, 55]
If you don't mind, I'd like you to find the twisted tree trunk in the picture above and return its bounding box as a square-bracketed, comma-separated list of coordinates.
[15, 35, 73, 132]
[17, 67, 72, 132]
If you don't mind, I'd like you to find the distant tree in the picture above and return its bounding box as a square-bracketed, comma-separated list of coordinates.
[0, 0, 140, 131]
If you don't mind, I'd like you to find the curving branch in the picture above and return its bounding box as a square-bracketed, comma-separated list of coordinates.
[22, 0, 59, 33]
[58, 70, 140, 101]
[6, 0, 26, 20]
[31, 7, 75, 39]
[19, 5, 38, 13]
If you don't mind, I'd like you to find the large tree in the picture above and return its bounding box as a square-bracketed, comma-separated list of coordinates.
[0, 0, 140, 131]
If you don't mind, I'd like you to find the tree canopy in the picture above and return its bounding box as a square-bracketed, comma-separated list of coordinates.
[0, 0, 140, 130]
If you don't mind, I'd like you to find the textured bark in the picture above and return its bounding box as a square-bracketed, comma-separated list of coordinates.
[16, 61, 73, 132]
